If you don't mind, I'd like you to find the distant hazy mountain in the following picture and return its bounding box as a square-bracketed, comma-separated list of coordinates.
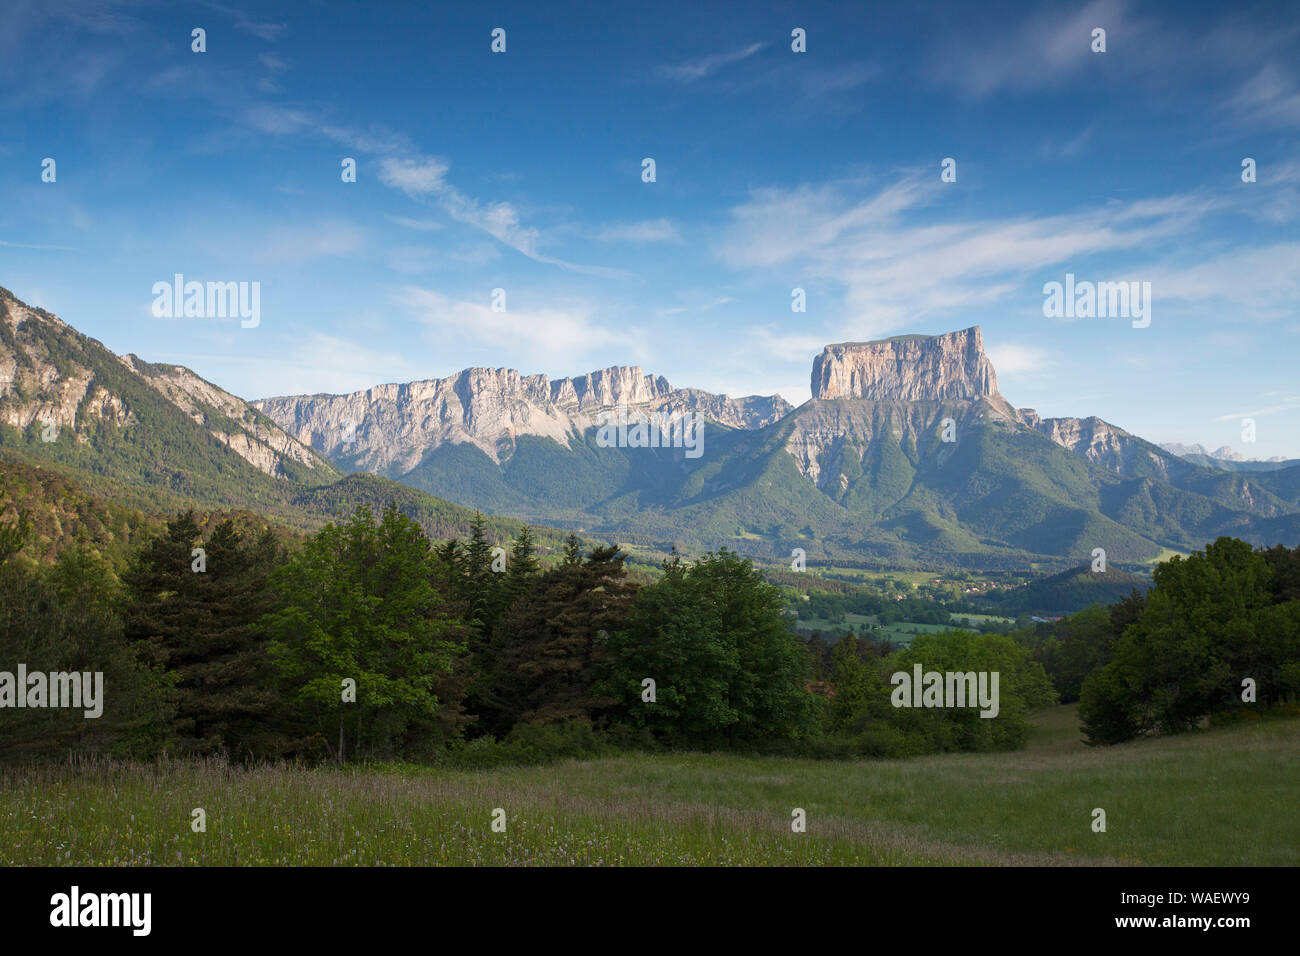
[1159, 441, 1298, 472]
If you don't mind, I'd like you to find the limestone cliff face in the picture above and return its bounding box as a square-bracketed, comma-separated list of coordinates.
[789, 326, 1196, 488]
[0, 292, 135, 436]
[1017, 409, 1193, 481]
[810, 327, 1000, 402]
[257, 322, 1187, 490]
[254, 368, 793, 475]
[785, 394, 1021, 490]
[789, 327, 1018, 489]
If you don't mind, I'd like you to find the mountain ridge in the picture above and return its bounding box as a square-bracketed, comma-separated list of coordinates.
[251, 318, 1300, 567]
[0, 286, 338, 487]
[5, 285, 1299, 569]
[254, 363, 792, 473]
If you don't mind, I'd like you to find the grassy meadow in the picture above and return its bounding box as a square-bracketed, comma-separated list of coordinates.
[2, 705, 1295, 866]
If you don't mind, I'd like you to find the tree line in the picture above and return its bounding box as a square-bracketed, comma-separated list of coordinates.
[1009, 537, 1300, 743]
[2, 506, 824, 762]
[2, 504, 1294, 762]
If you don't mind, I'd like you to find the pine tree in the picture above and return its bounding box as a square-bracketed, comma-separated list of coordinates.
[432, 538, 465, 604]
[562, 533, 582, 566]
[0, 538, 174, 759]
[122, 510, 204, 736]
[123, 514, 284, 757]
[503, 525, 540, 607]
[462, 512, 499, 639]
[482, 543, 636, 733]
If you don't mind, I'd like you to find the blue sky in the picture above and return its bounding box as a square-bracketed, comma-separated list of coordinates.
[2, 0, 1298, 457]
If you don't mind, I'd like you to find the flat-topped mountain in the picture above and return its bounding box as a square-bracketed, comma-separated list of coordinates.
[250, 322, 1300, 566]
[811, 327, 1000, 402]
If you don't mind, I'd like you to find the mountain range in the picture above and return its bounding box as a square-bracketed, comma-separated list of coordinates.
[251, 324, 1300, 567]
[1158, 442, 1300, 472]
[0, 287, 571, 556]
[4, 285, 1300, 570]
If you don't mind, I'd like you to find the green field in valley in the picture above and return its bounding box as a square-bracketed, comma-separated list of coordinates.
[3, 706, 1295, 866]
[793, 613, 980, 647]
[948, 613, 1016, 625]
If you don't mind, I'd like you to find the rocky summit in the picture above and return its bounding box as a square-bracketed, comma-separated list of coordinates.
[810, 327, 999, 402]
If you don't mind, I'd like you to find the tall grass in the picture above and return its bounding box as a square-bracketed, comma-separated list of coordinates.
[1, 706, 1295, 866]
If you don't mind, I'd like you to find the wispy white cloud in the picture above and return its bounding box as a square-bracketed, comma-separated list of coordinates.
[257, 52, 289, 92]
[718, 172, 1229, 342]
[928, 0, 1300, 146]
[1213, 396, 1300, 422]
[243, 103, 313, 135]
[929, 0, 1132, 98]
[397, 286, 633, 365]
[655, 295, 735, 318]
[378, 156, 449, 195]
[1223, 64, 1300, 129]
[239, 103, 414, 155]
[378, 155, 629, 277]
[595, 219, 680, 242]
[1040, 124, 1094, 158]
[987, 342, 1057, 375]
[657, 43, 767, 82]
[207, 2, 286, 42]
[388, 216, 443, 232]
[0, 239, 78, 251]
[1144, 243, 1300, 322]
[131, 44, 620, 280]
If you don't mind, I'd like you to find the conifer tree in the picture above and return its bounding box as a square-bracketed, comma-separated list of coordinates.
[123, 513, 284, 756]
[503, 525, 540, 607]
[562, 533, 581, 566]
[482, 542, 636, 733]
[462, 512, 499, 638]
[1, 539, 174, 759]
[432, 538, 465, 603]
